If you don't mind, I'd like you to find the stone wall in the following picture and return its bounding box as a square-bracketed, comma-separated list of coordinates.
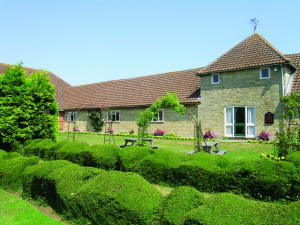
[198, 66, 291, 139]
[63, 104, 198, 137]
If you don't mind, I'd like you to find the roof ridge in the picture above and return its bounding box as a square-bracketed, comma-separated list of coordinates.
[255, 32, 289, 62]
[68, 67, 203, 88]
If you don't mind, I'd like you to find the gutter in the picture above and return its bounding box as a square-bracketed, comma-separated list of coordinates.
[197, 62, 297, 76]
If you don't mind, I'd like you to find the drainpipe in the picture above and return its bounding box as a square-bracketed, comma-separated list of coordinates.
[281, 65, 285, 125]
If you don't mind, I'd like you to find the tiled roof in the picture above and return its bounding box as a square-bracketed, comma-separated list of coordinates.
[62, 68, 201, 110]
[0, 63, 71, 111]
[198, 32, 292, 75]
[285, 53, 300, 94]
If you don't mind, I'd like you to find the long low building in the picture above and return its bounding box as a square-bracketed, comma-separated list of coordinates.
[1, 32, 299, 138]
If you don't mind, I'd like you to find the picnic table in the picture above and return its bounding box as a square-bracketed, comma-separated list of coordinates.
[187, 142, 227, 155]
[119, 138, 159, 149]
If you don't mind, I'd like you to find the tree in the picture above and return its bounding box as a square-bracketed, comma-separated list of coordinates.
[0, 62, 58, 150]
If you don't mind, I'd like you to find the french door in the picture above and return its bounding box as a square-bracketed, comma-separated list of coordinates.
[225, 106, 255, 138]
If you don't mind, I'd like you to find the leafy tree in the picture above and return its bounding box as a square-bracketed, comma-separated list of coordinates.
[0, 62, 58, 150]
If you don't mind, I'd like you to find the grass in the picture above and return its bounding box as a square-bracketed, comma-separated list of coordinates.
[0, 189, 64, 225]
[58, 132, 273, 162]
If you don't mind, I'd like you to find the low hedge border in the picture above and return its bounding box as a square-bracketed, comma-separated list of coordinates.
[23, 139, 300, 202]
[0, 150, 40, 191]
[22, 160, 163, 225]
[0, 147, 300, 224]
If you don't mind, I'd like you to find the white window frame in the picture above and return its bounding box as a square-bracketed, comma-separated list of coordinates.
[260, 68, 270, 79]
[152, 109, 164, 122]
[107, 111, 120, 122]
[224, 106, 256, 138]
[67, 112, 77, 122]
[212, 74, 220, 84]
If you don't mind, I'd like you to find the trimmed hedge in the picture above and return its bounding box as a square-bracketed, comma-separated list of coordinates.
[119, 146, 155, 172]
[24, 139, 45, 156]
[82, 144, 120, 170]
[161, 186, 204, 225]
[182, 193, 300, 225]
[0, 150, 8, 161]
[224, 158, 300, 201]
[56, 142, 89, 164]
[44, 140, 69, 160]
[286, 151, 300, 168]
[21, 139, 300, 202]
[0, 152, 40, 191]
[22, 160, 163, 225]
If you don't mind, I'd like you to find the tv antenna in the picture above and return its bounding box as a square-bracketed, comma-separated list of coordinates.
[249, 18, 260, 32]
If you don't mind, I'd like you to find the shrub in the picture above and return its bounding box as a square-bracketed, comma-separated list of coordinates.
[56, 142, 89, 164]
[24, 139, 53, 158]
[118, 146, 155, 172]
[11, 141, 24, 155]
[0, 153, 39, 191]
[0, 150, 8, 161]
[224, 158, 300, 201]
[22, 160, 163, 224]
[182, 193, 300, 224]
[82, 144, 120, 170]
[24, 139, 44, 156]
[43, 141, 69, 160]
[286, 151, 300, 168]
[161, 186, 204, 225]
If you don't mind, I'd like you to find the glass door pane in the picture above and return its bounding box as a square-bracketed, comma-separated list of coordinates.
[234, 107, 245, 136]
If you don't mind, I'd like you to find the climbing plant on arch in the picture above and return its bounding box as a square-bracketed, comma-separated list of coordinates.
[136, 92, 185, 146]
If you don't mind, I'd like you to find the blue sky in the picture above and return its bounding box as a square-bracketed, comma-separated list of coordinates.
[1, 0, 300, 86]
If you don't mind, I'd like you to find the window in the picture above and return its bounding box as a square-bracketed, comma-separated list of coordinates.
[225, 106, 255, 138]
[152, 109, 164, 122]
[212, 74, 220, 84]
[67, 112, 77, 122]
[107, 111, 120, 122]
[260, 68, 270, 79]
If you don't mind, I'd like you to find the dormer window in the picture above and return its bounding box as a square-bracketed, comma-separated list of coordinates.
[260, 68, 270, 79]
[212, 74, 220, 84]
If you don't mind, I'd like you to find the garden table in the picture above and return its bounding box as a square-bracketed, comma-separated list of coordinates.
[187, 142, 227, 155]
[201, 142, 227, 155]
[119, 138, 158, 149]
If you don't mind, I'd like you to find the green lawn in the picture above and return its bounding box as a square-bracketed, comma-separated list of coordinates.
[0, 189, 64, 225]
[58, 132, 273, 162]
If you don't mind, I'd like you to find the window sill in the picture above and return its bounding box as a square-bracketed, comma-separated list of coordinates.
[151, 121, 164, 123]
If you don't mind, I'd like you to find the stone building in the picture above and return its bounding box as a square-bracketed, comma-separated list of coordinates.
[1, 32, 299, 139]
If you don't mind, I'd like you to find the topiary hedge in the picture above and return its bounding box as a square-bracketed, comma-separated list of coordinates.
[43, 140, 69, 160]
[118, 146, 155, 172]
[22, 160, 163, 225]
[0, 152, 40, 191]
[56, 142, 89, 164]
[182, 192, 300, 225]
[286, 151, 300, 168]
[82, 144, 120, 170]
[223, 158, 300, 201]
[161, 186, 204, 225]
